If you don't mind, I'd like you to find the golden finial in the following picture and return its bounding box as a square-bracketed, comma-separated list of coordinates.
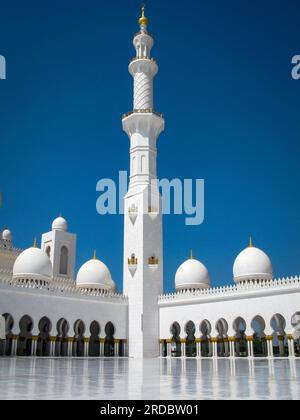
[139, 4, 148, 27]
[33, 237, 37, 248]
[249, 236, 253, 248]
[93, 250, 97, 260]
[189, 249, 194, 260]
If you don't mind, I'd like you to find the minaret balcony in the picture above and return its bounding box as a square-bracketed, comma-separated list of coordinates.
[129, 58, 158, 78]
[130, 57, 157, 64]
[122, 109, 164, 120]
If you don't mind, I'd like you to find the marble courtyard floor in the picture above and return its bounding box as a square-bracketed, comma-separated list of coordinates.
[0, 357, 299, 400]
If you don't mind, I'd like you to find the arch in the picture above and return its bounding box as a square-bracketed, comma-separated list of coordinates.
[200, 320, 211, 357]
[131, 156, 136, 175]
[233, 317, 247, 357]
[73, 319, 85, 357]
[270, 314, 288, 357]
[45, 246, 51, 258]
[104, 322, 115, 357]
[141, 155, 146, 173]
[36, 317, 52, 357]
[89, 321, 100, 357]
[251, 315, 267, 357]
[59, 246, 69, 276]
[185, 321, 196, 357]
[291, 312, 300, 357]
[17, 315, 33, 356]
[55, 318, 69, 357]
[170, 322, 181, 357]
[0, 313, 14, 357]
[216, 318, 229, 357]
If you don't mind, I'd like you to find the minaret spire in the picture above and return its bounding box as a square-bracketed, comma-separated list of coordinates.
[139, 4, 148, 29]
[249, 236, 253, 248]
[122, 9, 164, 358]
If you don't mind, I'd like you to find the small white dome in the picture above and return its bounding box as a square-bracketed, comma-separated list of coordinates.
[233, 244, 273, 283]
[52, 216, 68, 232]
[13, 246, 52, 280]
[2, 229, 12, 242]
[175, 256, 210, 291]
[76, 256, 115, 292]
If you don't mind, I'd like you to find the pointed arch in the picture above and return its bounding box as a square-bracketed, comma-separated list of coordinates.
[59, 246, 69, 276]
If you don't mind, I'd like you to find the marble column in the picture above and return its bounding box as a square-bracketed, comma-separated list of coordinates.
[49, 338, 55, 357]
[167, 341, 171, 357]
[181, 340, 186, 358]
[100, 340, 104, 357]
[84, 338, 89, 357]
[31, 337, 38, 356]
[159, 340, 164, 357]
[67, 339, 73, 357]
[246, 337, 254, 358]
[287, 335, 295, 357]
[224, 339, 229, 357]
[229, 338, 235, 358]
[114, 340, 119, 357]
[196, 340, 202, 358]
[211, 338, 218, 358]
[266, 336, 274, 358]
[11, 336, 18, 356]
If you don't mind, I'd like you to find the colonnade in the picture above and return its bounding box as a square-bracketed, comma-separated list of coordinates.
[160, 334, 298, 359]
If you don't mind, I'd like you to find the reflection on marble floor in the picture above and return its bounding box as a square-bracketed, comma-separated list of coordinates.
[0, 358, 299, 400]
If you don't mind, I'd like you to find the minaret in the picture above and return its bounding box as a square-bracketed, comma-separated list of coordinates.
[122, 6, 164, 358]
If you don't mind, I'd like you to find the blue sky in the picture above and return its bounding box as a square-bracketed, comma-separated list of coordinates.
[0, 0, 299, 293]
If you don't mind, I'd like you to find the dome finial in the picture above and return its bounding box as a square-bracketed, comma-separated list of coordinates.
[33, 237, 37, 248]
[93, 250, 97, 260]
[249, 236, 253, 248]
[139, 3, 148, 27]
[189, 249, 194, 260]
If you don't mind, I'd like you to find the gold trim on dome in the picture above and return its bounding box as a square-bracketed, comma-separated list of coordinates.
[249, 236, 253, 248]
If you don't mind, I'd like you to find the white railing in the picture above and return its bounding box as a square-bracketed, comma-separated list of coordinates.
[0, 271, 128, 303]
[0, 245, 23, 253]
[158, 276, 300, 304]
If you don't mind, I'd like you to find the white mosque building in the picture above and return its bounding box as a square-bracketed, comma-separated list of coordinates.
[0, 8, 300, 360]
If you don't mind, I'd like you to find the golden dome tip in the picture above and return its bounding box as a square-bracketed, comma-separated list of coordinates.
[139, 4, 148, 27]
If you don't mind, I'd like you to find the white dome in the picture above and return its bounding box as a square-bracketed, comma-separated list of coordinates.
[175, 257, 210, 291]
[52, 216, 68, 232]
[76, 257, 115, 292]
[13, 246, 52, 280]
[233, 245, 273, 283]
[2, 229, 12, 242]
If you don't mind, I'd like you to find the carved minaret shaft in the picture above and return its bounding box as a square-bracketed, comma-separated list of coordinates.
[122, 7, 164, 358]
